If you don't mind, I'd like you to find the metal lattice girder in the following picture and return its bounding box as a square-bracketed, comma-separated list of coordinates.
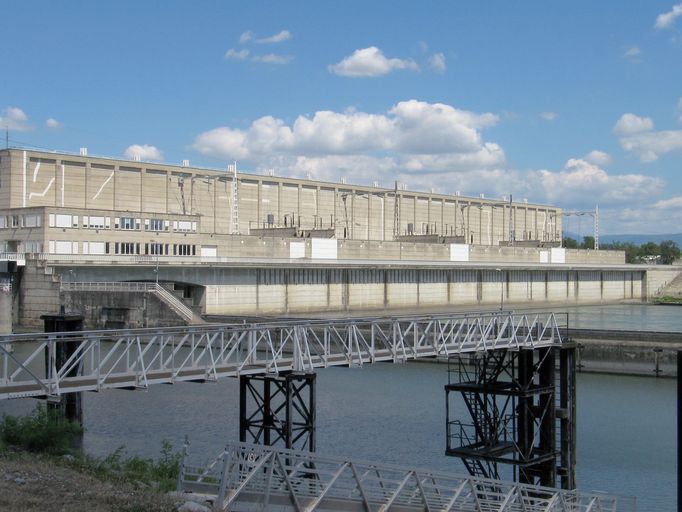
[178, 442, 626, 512]
[0, 311, 566, 400]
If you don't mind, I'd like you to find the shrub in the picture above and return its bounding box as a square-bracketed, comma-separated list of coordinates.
[0, 404, 83, 455]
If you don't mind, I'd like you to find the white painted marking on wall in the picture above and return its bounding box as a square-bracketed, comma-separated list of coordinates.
[22, 151, 27, 207]
[92, 172, 114, 201]
[550, 248, 566, 264]
[450, 243, 470, 262]
[32, 161, 41, 182]
[289, 242, 305, 259]
[28, 178, 55, 199]
[311, 239, 337, 259]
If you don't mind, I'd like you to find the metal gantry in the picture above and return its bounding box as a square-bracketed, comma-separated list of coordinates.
[0, 311, 565, 400]
[178, 441, 626, 512]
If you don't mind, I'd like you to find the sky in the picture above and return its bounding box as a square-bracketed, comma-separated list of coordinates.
[2, 1, 682, 236]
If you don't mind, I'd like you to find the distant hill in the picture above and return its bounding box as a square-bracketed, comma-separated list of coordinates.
[564, 232, 682, 246]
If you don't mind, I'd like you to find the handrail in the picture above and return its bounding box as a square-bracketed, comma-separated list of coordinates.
[179, 442, 629, 512]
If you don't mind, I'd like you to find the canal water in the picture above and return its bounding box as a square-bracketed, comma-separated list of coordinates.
[1, 304, 678, 510]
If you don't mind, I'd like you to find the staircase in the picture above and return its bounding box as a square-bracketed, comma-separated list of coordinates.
[659, 272, 682, 297]
[61, 281, 205, 324]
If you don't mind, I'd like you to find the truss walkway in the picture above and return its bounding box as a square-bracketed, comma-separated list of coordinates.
[178, 442, 626, 511]
[0, 311, 564, 400]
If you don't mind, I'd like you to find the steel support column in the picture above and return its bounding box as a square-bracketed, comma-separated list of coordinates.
[239, 372, 316, 451]
[446, 344, 575, 489]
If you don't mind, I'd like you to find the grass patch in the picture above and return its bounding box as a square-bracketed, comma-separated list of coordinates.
[0, 404, 83, 455]
[71, 441, 182, 492]
[0, 406, 181, 492]
[653, 295, 682, 305]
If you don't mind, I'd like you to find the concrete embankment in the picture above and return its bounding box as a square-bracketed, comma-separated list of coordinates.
[571, 328, 681, 377]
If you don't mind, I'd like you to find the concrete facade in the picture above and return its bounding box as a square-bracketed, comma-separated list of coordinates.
[0, 148, 564, 259]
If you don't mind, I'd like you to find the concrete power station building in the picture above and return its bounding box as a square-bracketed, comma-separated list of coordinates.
[0, 147, 676, 329]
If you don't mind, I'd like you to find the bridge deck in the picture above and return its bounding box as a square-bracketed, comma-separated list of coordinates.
[0, 311, 565, 400]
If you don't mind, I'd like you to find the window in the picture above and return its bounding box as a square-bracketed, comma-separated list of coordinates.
[0, 216, 7, 229]
[83, 242, 106, 255]
[114, 242, 139, 255]
[50, 214, 72, 228]
[23, 214, 41, 228]
[83, 216, 106, 229]
[173, 244, 195, 256]
[118, 217, 138, 230]
[173, 220, 196, 232]
[11, 215, 20, 228]
[145, 243, 165, 255]
[146, 218, 166, 232]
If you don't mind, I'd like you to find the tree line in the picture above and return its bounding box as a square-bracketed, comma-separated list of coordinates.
[562, 236, 681, 264]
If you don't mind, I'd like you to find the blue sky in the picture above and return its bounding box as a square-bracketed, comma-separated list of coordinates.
[2, 1, 682, 235]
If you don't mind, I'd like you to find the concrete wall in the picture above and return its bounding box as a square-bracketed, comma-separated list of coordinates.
[61, 291, 186, 329]
[645, 267, 682, 298]
[22, 263, 645, 320]
[1, 148, 562, 247]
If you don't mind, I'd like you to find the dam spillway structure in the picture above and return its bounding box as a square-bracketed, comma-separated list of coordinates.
[445, 325, 576, 490]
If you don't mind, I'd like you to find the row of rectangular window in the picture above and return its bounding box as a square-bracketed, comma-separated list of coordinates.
[0, 214, 42, 229]
[46, 240, 198, 256]
[42, 214, 197, 232]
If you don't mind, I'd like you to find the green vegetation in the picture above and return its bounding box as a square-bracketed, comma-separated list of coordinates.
[0, 406, 181, 493]
[0, 405, 82, 455]
[563, 236, 681, 264]
[653, 295, 682, 305]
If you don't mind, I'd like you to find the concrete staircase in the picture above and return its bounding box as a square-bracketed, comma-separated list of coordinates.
[659, 272, 682, 297]
[61, 281, 205, 325]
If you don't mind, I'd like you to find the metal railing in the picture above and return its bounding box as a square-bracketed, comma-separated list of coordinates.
[178, 441, 629, 511]
[0, 311, 565, 400]
[60, 281, 198, 323]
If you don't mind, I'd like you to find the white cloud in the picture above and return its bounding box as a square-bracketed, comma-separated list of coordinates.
[614, 113, 682, 161]
[45, 118, 62, 129]
[533, 158, 662, 206]
[256, 30, 292, 44]
[329, 47, 419, 77]
[191, 100, 502, 176]
[584, 150, 612, 166]
[252, 53, 293, 65]
[225, 48, 250, 60]
[0, 106, 31, 132]
[624, 46, 642, 60]
[619, 129, 682, 162]
[428, 52, 446, 73]
[540, 112, 557, 121]
[124, 144, 164, 161]
[655, 3, 682, 29]
[653, 196, 682, 209]
[239, 31, 253, 44]
[613, 113, 654, 135]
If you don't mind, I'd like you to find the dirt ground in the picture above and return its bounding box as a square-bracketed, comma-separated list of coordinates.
[0, 452, 177, 512]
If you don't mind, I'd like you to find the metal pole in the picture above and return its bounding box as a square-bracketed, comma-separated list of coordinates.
[496, 268, 503, 311]
[678, 350, 681, 511]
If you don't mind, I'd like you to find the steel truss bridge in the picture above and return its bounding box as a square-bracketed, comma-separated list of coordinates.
[178, 442, 625, 512]
[0, 311, 564, 400]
